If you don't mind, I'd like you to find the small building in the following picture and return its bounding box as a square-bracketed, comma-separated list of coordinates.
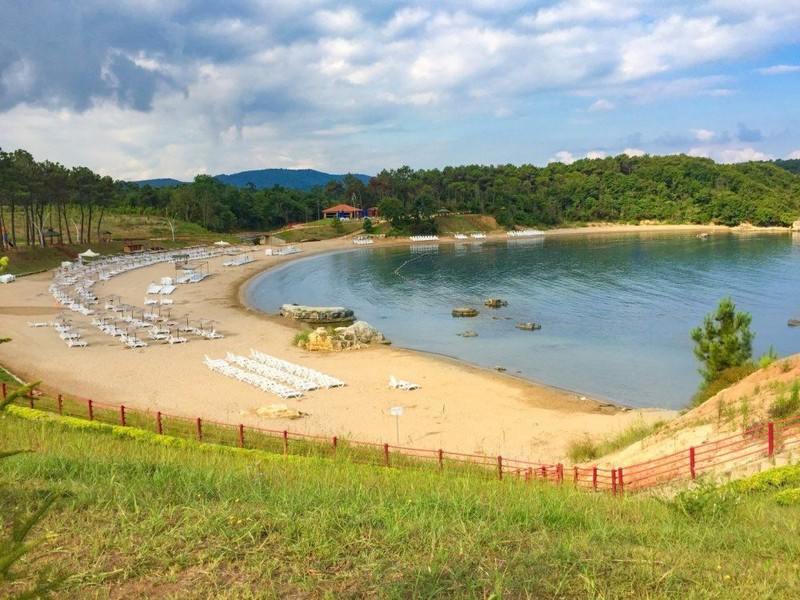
[322, 204, 378, 220]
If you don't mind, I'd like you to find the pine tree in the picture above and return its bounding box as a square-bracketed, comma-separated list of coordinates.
[690, 297, 754, 384]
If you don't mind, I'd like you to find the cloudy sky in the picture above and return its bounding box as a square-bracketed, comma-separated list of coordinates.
[1, 1, 799, 181]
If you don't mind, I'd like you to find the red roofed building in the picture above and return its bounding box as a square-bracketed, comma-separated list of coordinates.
[322, 204, 378, 219]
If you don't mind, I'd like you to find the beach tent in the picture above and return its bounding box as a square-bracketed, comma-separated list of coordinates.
[214, 240, 231, 246]
[79, 249, 100, 258]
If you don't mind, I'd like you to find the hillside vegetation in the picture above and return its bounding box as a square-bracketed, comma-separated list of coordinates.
[1, 402, 799, 598]
[3, 148, 800, 248]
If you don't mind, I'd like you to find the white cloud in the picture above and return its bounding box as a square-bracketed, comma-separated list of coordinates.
[551, 150, 576, 164]
[313, 7, 365, 35]
[757, 64, 800, 75]
[622, 148, 645, 157]
[788, 151, 800, 159]
[692, 128, 716, 142]
[689, 145, 773, 164]
[382, 7, 430, 37]
[586, 150, 607, 159]
[589, 98, 614, 111]
[521, 0, 640, 29]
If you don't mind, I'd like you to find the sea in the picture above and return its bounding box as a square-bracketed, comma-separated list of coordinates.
[244, 231, 800, 410]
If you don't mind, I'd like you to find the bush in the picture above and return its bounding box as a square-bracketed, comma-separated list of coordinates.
[759, 346, 779, 369]
[773, 488, 800, 506]
[690, 363, 757, 408]
[768, 381, 800, 420]
[567, 436, 598, 463]
[292, 329, 311, 348]
[671, 481, 740, 521]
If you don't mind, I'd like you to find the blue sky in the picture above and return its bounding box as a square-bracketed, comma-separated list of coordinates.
[1, 0, 799, 181]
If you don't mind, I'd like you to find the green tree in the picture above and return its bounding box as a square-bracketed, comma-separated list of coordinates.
[690, 297, 754, 384]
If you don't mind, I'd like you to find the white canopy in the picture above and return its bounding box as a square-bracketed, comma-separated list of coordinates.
[79, 249, 100, 257]
[213, 240, 231, 246]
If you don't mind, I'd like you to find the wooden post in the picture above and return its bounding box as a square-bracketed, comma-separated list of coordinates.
[573, 466, 579, 488]
[88, 399, 94, 421]
[120, 405, 126, 427]
[768, 422, 775, 458]
[156, 411, 163, 435]
[497, 455, 503, 480]
[239, 424, 245, 448]
[332, 436, 338, 454]
[196, 418, 202, 442]
[557, 464, 564, 484]
[438, 449, 444, 473]
[612, 469, 618, 496]
[28, 393, 34, 409]
[57, 394, 63, 415]
[283, 430, 288, 456]
[592, 466, 598, 492]
[384, 443, 390, 467]
[618, 467, 624, 493]
[689, 447, 696, 479]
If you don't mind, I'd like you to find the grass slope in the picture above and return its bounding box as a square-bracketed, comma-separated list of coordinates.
[2, 409, 799, 598]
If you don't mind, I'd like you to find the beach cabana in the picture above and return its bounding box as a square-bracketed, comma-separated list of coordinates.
[322, 204, 364, 220]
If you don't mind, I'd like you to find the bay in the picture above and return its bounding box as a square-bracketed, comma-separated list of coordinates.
[244, 232, 800, 409]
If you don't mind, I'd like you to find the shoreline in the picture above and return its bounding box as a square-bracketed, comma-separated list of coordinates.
[4, 222, 777, 462]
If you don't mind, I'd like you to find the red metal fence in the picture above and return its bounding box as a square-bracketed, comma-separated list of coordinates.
[3, 381, 798, 493]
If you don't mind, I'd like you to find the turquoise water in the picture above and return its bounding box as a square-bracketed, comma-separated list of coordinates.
[245, 233, 800, 409]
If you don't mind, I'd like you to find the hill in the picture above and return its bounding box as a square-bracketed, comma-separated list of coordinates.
[135, 168, 372, 190]
[2, 398, 799, 597]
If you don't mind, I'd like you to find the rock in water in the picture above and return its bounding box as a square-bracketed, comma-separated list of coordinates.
[515, 322, 542, 331]
[452, 307, 479, 317]
[485, 298, 508, 308]
[458, 330, 478, 337]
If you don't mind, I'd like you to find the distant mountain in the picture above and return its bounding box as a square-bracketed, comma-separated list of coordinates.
[134, 168, 371, 190]
[135, 177, 185, 188]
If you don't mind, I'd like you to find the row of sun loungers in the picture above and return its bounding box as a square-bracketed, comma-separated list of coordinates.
[249, 349, 345, 388]
[226, 353, 320, 391]
[29, 321, 88, 347]
[507, 229, 544, 237]
[204, 356, 302, 399]
[409, 235, 439, 241]
[222, 255, 254, 266]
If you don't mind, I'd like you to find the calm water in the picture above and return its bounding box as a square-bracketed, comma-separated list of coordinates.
[245, 233, 800, 409]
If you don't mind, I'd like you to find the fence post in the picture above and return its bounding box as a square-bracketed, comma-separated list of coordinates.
[88, 399, 94, 421]
[332, 436, 338, 455]
[57, 394, 63, 415]
[557, 464, 564, 485]
[497, 455, 503, 480]
[618, 467, 624, 493]
[573, 466, 579, 488]
[239, 424, 245, 448]
[768, 422, 775, 458]
[28, 393, 34, 409]
[612, 469, 618, 496]
[689, 446, 696, 480]
[196, 418, 202, 442]
[156, 411, 163, 435]
[283, 430, 288, 456]
[120, 405, 126, 427]
[384, 443, 390, 467]
[592, 466, 598, 492]
[438, 449, 443, 473]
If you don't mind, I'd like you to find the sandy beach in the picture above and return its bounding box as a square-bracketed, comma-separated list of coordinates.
[2, 224, 756, 463]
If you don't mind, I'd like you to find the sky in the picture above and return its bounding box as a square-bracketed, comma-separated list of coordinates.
[1, 0, 800, 181]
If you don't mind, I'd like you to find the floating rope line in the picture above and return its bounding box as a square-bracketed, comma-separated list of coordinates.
[393, 251, 434, 282]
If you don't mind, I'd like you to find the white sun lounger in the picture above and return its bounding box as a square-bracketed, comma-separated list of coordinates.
[389, 375, 420, 390]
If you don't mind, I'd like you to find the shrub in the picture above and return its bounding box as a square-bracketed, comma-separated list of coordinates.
[671, 481, 740, 521]
[773, 488, 800, 506]
[768, 381, 800, 420]
[567, 436, 598, 463]
[690, 363, 757, 408]
[759, 346, 779, 369]
[292, 329, 311, 348]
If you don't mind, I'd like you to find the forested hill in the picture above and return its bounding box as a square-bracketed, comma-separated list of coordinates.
[136, 168, 370, 190]
[3, 148, 800, 244]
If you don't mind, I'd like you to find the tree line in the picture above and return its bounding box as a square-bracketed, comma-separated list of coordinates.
[2, 147, 799, 247]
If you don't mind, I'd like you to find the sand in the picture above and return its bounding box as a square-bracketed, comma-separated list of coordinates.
[4, 224, 756, 464]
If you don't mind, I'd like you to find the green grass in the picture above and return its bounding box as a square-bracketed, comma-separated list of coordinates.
[2, 408, 800, 598]
[690, 363, 759, 408]
[769, 381, 800, 420]
[567, 416, 665, 463]
[274, 219, 364, 243]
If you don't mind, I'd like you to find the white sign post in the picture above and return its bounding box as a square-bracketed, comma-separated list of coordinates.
[390, 406, 403, 444]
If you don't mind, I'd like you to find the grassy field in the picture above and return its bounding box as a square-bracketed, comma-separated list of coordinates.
[1, 406, 799, 599]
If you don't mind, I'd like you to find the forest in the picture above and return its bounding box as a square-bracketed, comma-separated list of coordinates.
[1, 147, 799, 247]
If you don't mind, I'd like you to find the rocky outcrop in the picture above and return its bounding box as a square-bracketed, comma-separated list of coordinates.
[301, 321, 387, 351]
[458, 330, 478, 337]
[280, 304, 355, 323]
[452, 307, 479, 317]
[485, 299, 508, 307]
[515, 322, 542, 331]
